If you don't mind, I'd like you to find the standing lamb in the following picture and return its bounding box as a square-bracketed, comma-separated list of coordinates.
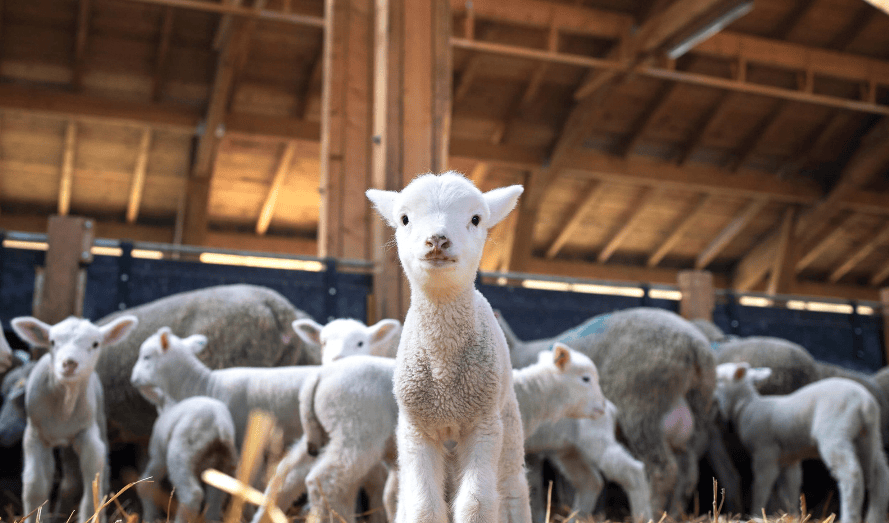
[366, 172, 529, 523]
[714, 362, 889, 523]
[12, 315, 138, 523]
[292, 317, 401, 364]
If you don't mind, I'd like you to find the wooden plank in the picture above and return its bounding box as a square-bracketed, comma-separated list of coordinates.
[725, 100, 786, 172]
[126, 128, 153, 224]
[839, 190, 889, 215]
[618, 81, 675, 158]
[256, 141, 297, 235]
[795, 212, 861, 272]
[545, 181, 606, 259]
[770, 0, 817, 40]
[526, 256, 731, 288]
[675, 91, 731, 166]
[767, 205, 798, 295]
[295, 47, 323, 119]
[871, 261, 889, 287]
[695, 198, 766, 269]
[597, 186, 657, 263]
[469, 162, 490, 189]
[72, 0, 91, 90]
[152, 7, 175, 101]
[828, 5, 872, 50]
[58, 121, 77, 216]
[117, 0, 324, 26]
[677, 270, 715, 320]
[35, 216, 95, 325]
[647, 193, 713, 267]
[830, 221, 889, 283]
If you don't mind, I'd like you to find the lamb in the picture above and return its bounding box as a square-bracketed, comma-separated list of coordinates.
[0, 359, 34, 447]
[714, 361, 889, 523]
[292, 317, 402, 364]
[367, 172, 529, 523]
[135, 392, 237, 523]
[497, 308, 715, 516]
[0, 325, 14, 375]
[94, 284, 313, 443]
[12, 315, 138, 523]
[711, 335, 820, 395]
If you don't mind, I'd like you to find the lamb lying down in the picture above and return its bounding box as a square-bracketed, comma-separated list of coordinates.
[136, 393, 237, 523]
[714, 362, 889, 523]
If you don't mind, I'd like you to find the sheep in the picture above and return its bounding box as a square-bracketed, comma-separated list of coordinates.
[497, 308, 716, 516]
[0, 359, 34, 447]
[712, 336, 820, 395]
[292, 318, 402, 364]
[0, 325, 14, 375]
[714, 361, 889, 523]
[136, 392, 237, 523]
[12, 315, 138, 523]
[367, 172, 529, 523]
[94, 284, 313, 444]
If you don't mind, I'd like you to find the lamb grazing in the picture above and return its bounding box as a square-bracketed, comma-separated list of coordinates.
[714, 362, 889, 523]
[135, 392, 237, 523]
[12, 315, 138, 523]
[129, 326, 316, 448]
[94, 284, 312, 443]
[498, 308, 715, 516]
[292, 317, 402, 364]
[367, 172, 529, 523]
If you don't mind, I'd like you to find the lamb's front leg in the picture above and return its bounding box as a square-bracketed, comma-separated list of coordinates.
[750, 447, 781, 518]
[396, 420, 447, 523]
[497, 402, 530, 523]
[453, 416, 504, 523]
[72, 424, 108, 523]
[22, 423, 55, 523]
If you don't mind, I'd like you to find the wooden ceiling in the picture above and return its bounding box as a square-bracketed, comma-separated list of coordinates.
[0, 0, 888, 302]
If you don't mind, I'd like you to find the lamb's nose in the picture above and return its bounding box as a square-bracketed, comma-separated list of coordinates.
[62, 359, 78, 374]
[426, 235, 450, 250]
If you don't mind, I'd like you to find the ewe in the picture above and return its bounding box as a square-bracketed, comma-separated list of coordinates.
[714, 362, 889, 523]
[12, 315, 138, 523]
[366, 172, 527, 523]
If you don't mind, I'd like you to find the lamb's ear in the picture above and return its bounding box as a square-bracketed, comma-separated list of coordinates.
[484, 185, 524, 226]
[552, 342, 572, 372]
[748, 367, 772, 383]
[101, 315, 139, 347]
[183, 334, 208, 355]
[293, 319, 324, 346]
[10, 317, 52, 349]
[366, 189, 398, 228]
[368, 319, 401, 350]
[158, 327, 171, 351]
[732, 363, 749, 381]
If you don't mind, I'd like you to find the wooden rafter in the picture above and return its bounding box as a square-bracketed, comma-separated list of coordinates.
[597, 187, 657, 263]
[795, 212, 862, 272]
[152, 7, 175, 101]
[126, 128, 153, 224]
[295, 47, 323, 120]
[829, 220, 889, 283]
[828, 5, 872, 51]
[618, 81, 675, 158]
[675, 91, 731, 166]
[72, 0, 91, 90]
[545, 181, 606, 259]
[725, 100, 786, 172]
[58, 121, 77, 216]
[766, 205, 798, 294]
[770, 0, 818, 40]
[779, 110, 850, 176]
[695, 198, 767, 270]
[871, 260, 889, 286]
[256, 141, 297, 235]
[118, 0, 324, 26]
[647, 193, 714, 267]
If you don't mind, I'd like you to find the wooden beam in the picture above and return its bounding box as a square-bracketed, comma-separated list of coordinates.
[725, 100, 786, 172]
[152, 7, 175, 101]
[677, 270, 715, 320]
[295, 47, 323, 120]
[468, 162, 491, 189]
[618, 81, 675, 157]
[675, 91, 731, 166]
[598, 187, 657, 263]
[779, 110, 849, 177]
[873, 263, 889, 287]
[117, 0, 324, 26]
[35, 216, 95, 325]
[545, 181, 606, 259]
[73, 0, 91, 90]
[828, 5, 872, 51]
[58, 122, 77, 216]
[126, 128, 153, 224]
[839, 190, 889, 215]
[695, 198, 766, 269]
[795, 212, 861, 273]
[830, 221, 889, 283]
[767, 205, 798, 295]
[647, 193, 714, 267]
[770, 0, 817, 40]
[256, 141, 297, 235]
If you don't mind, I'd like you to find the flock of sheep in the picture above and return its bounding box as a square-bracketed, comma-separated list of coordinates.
[0, 172, 887, 523]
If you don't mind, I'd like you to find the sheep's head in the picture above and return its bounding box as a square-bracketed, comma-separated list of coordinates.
[367, 172, 523, 296]
[130, 326, 207, 405]
[538, 342, 607, 420]
[12, 315, 137, 384]
[293, 318, 401, 364]
[714, 362, 772, 418]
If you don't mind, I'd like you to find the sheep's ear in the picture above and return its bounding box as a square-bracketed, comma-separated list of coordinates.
[10, 317, 52, 349]
[158, 328, 171, 351]
[748, 367, 772, 383]
[368, 319, 401, 349]
[484, 185, 524, 226]
[552, 343, 572, 372]
[101, 315, 139, 347]
[184, 334, 208, 355]
[732, 363, 748, 381]
[293, 319, 324, 346]
[366, 189, 398, 228]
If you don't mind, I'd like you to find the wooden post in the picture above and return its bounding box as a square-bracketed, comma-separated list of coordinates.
[881, 288, 889, 366]
[677, 270, 715, 321]
[34, 215, 94, 325]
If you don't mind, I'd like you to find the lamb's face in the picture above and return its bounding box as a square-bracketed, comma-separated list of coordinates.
[131, 327, 206, 404]
[367, 172, 523, 295]
[714, 362, 772, 418]
[294, 318, 401, 364]
[11, 315, 137, 384]
[545, 343, 608, 420]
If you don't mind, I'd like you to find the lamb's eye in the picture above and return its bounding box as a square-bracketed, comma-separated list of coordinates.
[92, 341, 99, 349]
[582, 376, 591, 383]
[50, 340, 55, 347]
[357, 341, 364, 347]
[471, 215, 480, 226]
[401, 215, 409, 226]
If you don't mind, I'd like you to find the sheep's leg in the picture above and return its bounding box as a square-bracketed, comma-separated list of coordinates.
[56, 448, 83, 522]
[22, 423, 54, 523]
[818, 439, 865, 523]
[705, 424, 744, 514]
[550, 450, 604, 518]
[166, 457, 204, 523]
[595, 444, 652, 522]
[72, 424, 108, 523]
[750, 447, 781, 518]
[619, 414, 677, 517]
[773, 464, 802, 515]
[524, 454, 547, 522]
[395, 421, 447, 523]
[858, 426, 889, 523]
[361, 462, 390, 523]
[305, 441, 370, 523]
[383, 467, 398, 523]
[452, 416, 503, 523]
[137, 452, 168, 523]
[251, 438, 317, 523]
[497, 401, 530, 523]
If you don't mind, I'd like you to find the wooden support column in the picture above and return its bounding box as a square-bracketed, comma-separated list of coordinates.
[767, 206, 798, 295]
[34, 215, 94, 326]
[677, 270, 715, 321]
[368, 0, 451, 321]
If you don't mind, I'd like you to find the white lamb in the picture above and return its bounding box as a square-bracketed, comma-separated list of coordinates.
[12, 315, 138, 523]
[714, 362, 889, 523]
[0, 323, 14, 374]
[367, 172, 528, 523]
[292, 318, 402, 364]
